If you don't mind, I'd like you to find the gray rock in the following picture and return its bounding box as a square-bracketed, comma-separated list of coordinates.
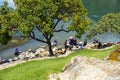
[49, 56, 120, 80]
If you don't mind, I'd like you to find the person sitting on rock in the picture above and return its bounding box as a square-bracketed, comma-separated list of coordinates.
[64, 40, 69, 53]
[83, 40, 87, 47]
[72, 37, 77, 47]
[52, 40, 58, 47]
[69, 37, 74, 48]
[14, 47, 19, 56]
[98, 41, 102, 49]
[77, 41, 83, 49]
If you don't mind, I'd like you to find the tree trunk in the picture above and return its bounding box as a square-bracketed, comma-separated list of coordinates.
[47, 41, 54, 56]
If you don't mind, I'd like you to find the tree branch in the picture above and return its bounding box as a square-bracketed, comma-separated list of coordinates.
[53, 25, 70, 33]
[36, 26, 40, 31]
[48, 34, 53, 40]
[43, 32, 49, 39]
[30, 31, 47, 43]
[31, 31, 35, 38]
[53, 19, 61, 29]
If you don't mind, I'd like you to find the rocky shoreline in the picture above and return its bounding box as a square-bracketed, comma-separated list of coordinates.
[0, 44, 116, 70]
[0, 47, 73, 70]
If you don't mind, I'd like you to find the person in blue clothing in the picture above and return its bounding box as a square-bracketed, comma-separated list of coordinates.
[53, 40, 57, 47]
[14, 47, 19, 56]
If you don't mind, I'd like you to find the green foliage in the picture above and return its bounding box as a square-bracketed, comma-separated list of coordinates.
[14, 0, 57, 35]
[0, 1, 13, 15]
[88, 13, 120, 38]
[98, 13, 120, 34]
[0, 46, 117, 80]
[54, 0, 90, 38]
[13, 0, 89, 37]
[0, 31, 11, 44]
[0, 1, 14, 44]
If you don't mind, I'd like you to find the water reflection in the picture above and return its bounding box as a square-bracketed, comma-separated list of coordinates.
[83, 0, 120, 21]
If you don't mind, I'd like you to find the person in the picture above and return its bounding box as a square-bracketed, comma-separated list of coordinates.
[64, 40, 70, 53]
[98, 41, 102, 49]
[73, 38, 77, 47]
[93, 39, 102, 49]
[93, 39, 98, 44]
[2, 59, 9, 63]
[69, 37, 74, 47]
[69, 37, 78, 48]
[53, 40, 57, 47]
[83, 40, 87, 47]
[77, 41, 83, 49]
[64, 40, 69, 49]
[14, 47, 19, 56]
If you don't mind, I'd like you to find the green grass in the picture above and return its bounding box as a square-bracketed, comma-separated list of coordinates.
[0, 46, 118, 80]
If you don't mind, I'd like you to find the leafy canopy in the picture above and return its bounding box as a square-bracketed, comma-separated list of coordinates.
[13, 0, 90, 38]
[0, 1, 14, 44]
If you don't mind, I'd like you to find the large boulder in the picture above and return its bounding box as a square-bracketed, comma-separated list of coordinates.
[85, 43, 99, 49]
[36, 47, 49, 57]
[49, 56, 120, 80]
[107, 47, 120, 61]
[18, 50, 36, 60]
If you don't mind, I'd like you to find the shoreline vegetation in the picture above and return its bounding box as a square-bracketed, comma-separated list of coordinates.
[0, 37, 30, 52]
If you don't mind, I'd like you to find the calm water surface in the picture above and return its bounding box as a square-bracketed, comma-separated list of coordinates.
[83, 0, 120, 21]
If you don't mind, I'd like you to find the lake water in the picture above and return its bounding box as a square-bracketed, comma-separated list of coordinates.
[0, 0, 120, 59]
[83, 0, 120, 21]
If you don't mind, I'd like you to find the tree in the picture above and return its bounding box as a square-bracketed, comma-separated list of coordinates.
[1, 0, 89, 56]
[0, 1, 14, 44]
[87, 13, 120, 39]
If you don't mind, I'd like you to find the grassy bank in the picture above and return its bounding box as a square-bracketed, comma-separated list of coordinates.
[0, 46, 117, 80]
